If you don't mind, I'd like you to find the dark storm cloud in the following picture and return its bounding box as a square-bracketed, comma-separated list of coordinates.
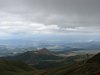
[0, 0, 100, 35]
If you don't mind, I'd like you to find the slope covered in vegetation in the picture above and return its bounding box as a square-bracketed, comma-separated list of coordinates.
[0, 60, 34, 75]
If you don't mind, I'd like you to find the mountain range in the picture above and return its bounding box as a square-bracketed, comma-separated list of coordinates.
[0, 48, 100, 75]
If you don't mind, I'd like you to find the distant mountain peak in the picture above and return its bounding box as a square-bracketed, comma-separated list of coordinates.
[36, 48, 52, 55]
[38, 48, 49, 52]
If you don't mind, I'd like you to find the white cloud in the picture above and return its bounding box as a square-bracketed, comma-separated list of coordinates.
[0, 20, 61, 35]
[0, 20, 100, 36]
[0, 0, 100, 37]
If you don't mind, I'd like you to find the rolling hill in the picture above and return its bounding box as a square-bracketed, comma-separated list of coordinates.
[0, 48, 64, 65]
[0, 48, 100, 75]
[0, 60, 34, 75]
[42, 52, 100, 75]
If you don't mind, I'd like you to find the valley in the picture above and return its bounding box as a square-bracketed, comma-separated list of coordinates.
[0, 47, 100, 75]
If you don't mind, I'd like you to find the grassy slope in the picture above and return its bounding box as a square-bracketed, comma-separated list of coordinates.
[0, 52, 99, 75]
[0, 60, 34, 75]
[41, 53, 100, 75]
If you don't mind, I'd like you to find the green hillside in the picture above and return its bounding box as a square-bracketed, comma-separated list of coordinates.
[87, 53, 100, 64]
[0, 51, 100, 75]
[0, 60, 34, 75]
[41, 53, 100, 75]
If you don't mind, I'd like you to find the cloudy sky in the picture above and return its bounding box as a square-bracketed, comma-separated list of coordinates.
[0, 0, 100, 41]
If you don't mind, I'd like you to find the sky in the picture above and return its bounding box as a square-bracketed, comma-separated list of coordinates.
[0, 0, 100, 41]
